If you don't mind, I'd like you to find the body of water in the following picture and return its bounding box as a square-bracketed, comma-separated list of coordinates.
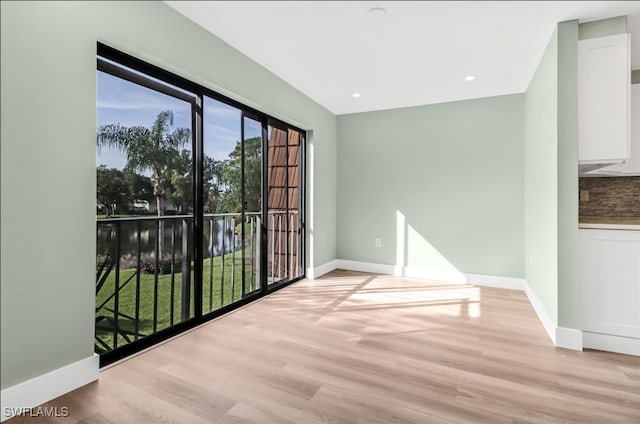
[97, 216, 250, 263]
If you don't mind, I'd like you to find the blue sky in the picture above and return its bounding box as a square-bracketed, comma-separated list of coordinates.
[97, 70, 249, 172]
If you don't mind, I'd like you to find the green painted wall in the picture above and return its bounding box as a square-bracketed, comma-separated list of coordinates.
[524, 20, 581, 330]
[0, 1, 336, 390]
[337, 94, 525, 278]
[578, 15, 626, 40]
[557, 20, 580, 329]
[524, 28, 559, 325]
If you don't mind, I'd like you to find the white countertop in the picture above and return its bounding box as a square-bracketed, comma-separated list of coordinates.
[579, 217, 640, 231]
[579, 223, 640, 230]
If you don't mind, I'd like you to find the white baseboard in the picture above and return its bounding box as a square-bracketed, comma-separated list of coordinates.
[307, 260, 338, 279]
[583, 331, 640, 356]
[522, 282, 584, 351]
[392, 263, 466, 283]
[335, 260, 524, 290]
[335, 260, 462, 282]
[523, 281, 557, 345]
[332, 259, 525, 290]
[404, 266, 467, 284]
[393, 265, 403, 277]
[556, 327, 583, 351]
[464, 273, 525, 290]
[1, 354, 99, 422]
[335, 259, 395, 275]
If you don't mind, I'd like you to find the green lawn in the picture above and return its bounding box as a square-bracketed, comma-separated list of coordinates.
[95, 251, 258, 352]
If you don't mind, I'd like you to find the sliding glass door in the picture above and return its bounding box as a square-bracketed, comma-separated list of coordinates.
[200, 102, 265, 314]
[95, 57, 198, 354]
[241, 114, 263, 296]
[266, 125, 304, 285]
[96, 43, 305, 366]
[200, 101, 306, 314]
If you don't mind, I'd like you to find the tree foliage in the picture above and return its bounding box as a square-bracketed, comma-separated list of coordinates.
[97, 111, 263, 217]
[123, 167, 154, 202]
[96, 166, 129, 216]
[165, 149, 193, 213]
[97, 166, 154, 215]
[218, 136, 261, 213]
[203, 156, 224, 213]
[97, 110, 190, 216]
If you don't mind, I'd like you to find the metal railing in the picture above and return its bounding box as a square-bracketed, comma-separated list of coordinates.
[95, 210, 299, 354]
[267, 210, 301, 283]
[201, 212, 261, 315]
[96, 214, 195, 353]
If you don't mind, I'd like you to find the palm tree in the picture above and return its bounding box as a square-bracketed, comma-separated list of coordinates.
[97, 110, 191, 218]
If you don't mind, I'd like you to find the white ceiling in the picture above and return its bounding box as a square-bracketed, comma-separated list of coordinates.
[167, 1, 640, 115]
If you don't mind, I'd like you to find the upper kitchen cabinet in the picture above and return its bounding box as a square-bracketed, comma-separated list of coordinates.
[586, 84, 640, 176]
[578, 33, 631, 173]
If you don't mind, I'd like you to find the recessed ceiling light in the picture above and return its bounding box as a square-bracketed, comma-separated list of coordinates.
[465, 75, 475, 81]
[367, 7, 387, 16]
[352, 92, 361, 98]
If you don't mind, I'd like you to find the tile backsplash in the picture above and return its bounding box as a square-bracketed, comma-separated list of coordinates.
[579, 176, 640, 218]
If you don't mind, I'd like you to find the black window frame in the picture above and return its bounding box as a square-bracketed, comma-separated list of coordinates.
[96, 42, 307, 367]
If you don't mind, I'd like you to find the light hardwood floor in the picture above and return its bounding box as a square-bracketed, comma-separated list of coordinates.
[10, 270, 640, 423]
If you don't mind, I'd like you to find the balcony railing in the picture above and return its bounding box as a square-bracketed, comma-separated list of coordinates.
[96, 210, 299, 354]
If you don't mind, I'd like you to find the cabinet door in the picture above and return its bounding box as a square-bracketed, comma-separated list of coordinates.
[580, 229, 640, 339]
[590, 84, 640, 175]
[578, 33, 630, 165]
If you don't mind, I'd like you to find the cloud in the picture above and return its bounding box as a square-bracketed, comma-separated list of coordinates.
[205, 123, 238, 136]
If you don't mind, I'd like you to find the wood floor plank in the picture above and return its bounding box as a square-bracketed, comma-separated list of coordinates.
[8, 270, 640, 423]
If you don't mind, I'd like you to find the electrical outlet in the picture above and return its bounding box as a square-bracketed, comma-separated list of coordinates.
[580, 190, 589, 202]
[375, 238, 382, 248]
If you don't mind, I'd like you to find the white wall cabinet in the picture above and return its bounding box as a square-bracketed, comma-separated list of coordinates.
[580, 229, 640, 356]
[578, 33, 631, 172]
[586, 84, 640, 176]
